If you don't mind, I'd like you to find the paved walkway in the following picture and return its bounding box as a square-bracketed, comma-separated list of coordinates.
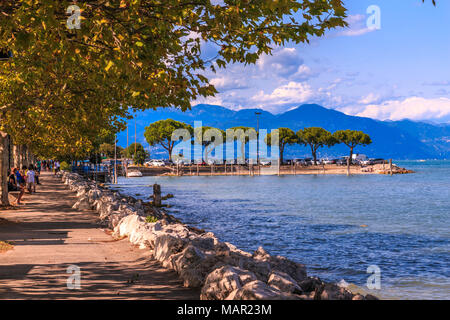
[0, 172, 199, 299]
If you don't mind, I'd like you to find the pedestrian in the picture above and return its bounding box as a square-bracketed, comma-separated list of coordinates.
[54, 160, 60, 175]
[35, 164, 41, 185]
[8, 168, 18, 192]
[24, 165, 36, 193]
[14, 167, 26, 205]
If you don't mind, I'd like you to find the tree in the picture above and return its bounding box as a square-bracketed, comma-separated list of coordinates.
[194, 126, 225, 163]
[297, 127, 337, 165]
[226, 126, 257, 163]
[123, 143, 148, 165]
[144, 120, 193, 161]
[0, 132, 9, 206]
[99, 143, 123, 159]
[265, 128, 298, 164]
[333, 130, 372, 164]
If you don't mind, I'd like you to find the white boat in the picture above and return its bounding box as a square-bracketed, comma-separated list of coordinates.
[127, 170, 143, 177]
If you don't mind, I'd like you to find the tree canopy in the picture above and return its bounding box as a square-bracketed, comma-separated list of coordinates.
[194, 125, 225, 162]
[265, 128, 298, 164]
[333, 130, 372, 164]
[144, 119, 193, 160]
[297, 127, 336, 164]
[123, 142, 149, 165]
[0, 0, 349, 158]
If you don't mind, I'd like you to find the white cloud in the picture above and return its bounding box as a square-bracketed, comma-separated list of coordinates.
[210, 76, 248, 91]
[256, 48, 305, 77]
[337, 14, 377, 37]
[251, 81, 314, 106]
[358, 93, 381, 104]
[191, 95, 223, 107]
[356, 97, 450, 121]
[290, 65, 317, 81]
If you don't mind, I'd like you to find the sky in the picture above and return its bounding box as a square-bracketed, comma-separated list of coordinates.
[191, 0, 450, 123]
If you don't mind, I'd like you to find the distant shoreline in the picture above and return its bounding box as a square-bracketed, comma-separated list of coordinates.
[125, 163, 414, 177]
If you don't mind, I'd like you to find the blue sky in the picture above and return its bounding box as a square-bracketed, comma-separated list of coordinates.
[192, 0, 450, 123]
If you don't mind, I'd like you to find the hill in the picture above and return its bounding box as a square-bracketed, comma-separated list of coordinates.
[118, 104, 450, 160]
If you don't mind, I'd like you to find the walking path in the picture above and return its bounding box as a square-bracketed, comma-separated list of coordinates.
[0, 172, 199, 299]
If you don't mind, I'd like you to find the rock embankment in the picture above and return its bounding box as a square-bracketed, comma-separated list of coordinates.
[61, 171, 377, 300]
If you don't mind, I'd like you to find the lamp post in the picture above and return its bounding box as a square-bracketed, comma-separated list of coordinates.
[114, 133, 117, 184]
[255, 112, 261, 165]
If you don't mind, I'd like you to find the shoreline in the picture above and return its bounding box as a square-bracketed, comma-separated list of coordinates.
[62, 171, 379, 300]
[126, 163, 414, 177]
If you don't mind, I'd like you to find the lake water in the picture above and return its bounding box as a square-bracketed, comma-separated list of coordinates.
[111, 160, 450, 300]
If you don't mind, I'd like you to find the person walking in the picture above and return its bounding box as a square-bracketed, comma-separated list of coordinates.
[54, 160, 60, 175]
[26, 165, 37, 193]
[14, 167, 26, 205]
[36, 162, 41, 185]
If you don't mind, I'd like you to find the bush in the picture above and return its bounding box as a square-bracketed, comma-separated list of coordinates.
[145, 216, 158, 223]
[60, 161, 71, 171]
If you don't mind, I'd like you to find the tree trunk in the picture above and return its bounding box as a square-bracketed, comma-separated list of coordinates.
[279, 144, 284, 165]
[13, 144, 20, 168]
[310, 144, 317, 165]
[0, 131, 10, 206]
[349, 146, 354, 165]
[19, 145, 26, 168]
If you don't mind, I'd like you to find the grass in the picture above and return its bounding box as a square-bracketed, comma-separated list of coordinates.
[145, 216, 158, 223]
[0, 240, 14, 253]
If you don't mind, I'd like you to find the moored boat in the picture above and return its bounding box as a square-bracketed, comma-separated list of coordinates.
[127, 170, 143, 177]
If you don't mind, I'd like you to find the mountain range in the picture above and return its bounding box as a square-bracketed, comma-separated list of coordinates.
[118, 104, 450, 160]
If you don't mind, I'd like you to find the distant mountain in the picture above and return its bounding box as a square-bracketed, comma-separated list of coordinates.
[119, 104, 450, 160]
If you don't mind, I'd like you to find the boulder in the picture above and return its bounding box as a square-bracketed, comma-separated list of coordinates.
[228, 280, 284, 300]
[88, 189, 102, 202]
[169, 245, 218, 287]
[298, 277, 324, 294]
[72, 196, 91, 210]
[268, 270, 303, 294]
[154, 234, 187, 263]
[190, 234, 216, 251]
[201, 265, 258, 300]
[253, 246, 307, 283]
[318, 283, 354, 300]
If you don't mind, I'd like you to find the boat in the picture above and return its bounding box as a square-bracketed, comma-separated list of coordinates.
[127, 170, 143, 177]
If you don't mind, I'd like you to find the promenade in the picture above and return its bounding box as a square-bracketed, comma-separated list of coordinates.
[0, 172, 199, 299]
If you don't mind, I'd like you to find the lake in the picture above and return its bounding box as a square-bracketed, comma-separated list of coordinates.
[111, 160, 450, 300]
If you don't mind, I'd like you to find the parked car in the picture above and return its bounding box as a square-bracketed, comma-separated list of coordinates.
[336, 157, 349, 166]
[146, 159, 165, 167]
[361, 159, 374, 165]
[293, 158, 306, 165]
[206, 158, 222, 165]
[372, 158, 386, 165]
[173, 158, 190, 165]
[259, 159, 271, 166]
[322, 158, 336, 165]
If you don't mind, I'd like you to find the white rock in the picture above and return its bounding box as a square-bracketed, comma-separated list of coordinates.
[201, 265, 257, 300]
